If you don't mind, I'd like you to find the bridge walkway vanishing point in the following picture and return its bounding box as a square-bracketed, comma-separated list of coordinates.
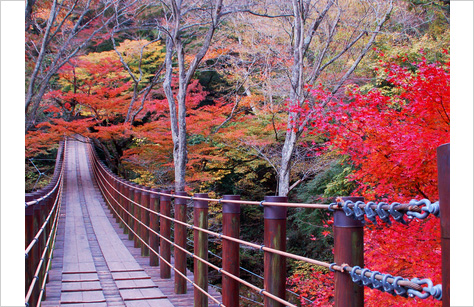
[42, 138, 222, 306]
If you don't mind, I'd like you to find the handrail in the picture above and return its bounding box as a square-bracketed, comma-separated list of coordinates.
[25, 138, 66, 307]
[87, 138, 444, 306]
[25, 179, 63, 304]
[91, 146, 424, 292]
[26, 139, 65, 207]
[92, 159, 224, 306]
[93, 162, 296, 307]
[25, 166, 64, 256]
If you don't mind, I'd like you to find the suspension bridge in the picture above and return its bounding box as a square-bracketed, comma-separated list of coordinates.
[25, 137, 449, 307]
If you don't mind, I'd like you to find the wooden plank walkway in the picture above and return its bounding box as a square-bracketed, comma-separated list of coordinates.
[42, 138, 222, 306]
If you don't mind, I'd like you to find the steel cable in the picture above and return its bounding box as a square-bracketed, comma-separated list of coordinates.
[209, 284, 264, 306]
[25, 159, 64, 305]
[94, 166, 224, 306]
[88, 141, 432, 219]
[89, 141, 442, 302]
[34, 189, 63, 307]
[91, 151, 297, 307]
[93, 148, 426, 293]
[186, 237, 315, 305]
[25, 140, 66, 208]
[25, 173, 63, 257]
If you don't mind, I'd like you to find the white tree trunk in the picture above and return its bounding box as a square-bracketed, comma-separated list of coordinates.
[161, 0, 223, 191]
[276, 0, 392, 197]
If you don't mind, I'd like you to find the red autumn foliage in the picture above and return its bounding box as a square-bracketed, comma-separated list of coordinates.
[287, 269, 334, 306]
[288, 54, 449, 306]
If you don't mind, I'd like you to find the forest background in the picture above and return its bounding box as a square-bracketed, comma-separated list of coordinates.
[2, 0, 474, 306]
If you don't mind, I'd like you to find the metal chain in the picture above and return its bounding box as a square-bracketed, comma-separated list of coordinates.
[345, 266, 442, 300]
[408, 278, 443, 300]
[406, 199, 440, 219]
[330, 199, 440, 225]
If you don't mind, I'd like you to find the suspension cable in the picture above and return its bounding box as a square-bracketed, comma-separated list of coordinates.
[26, 140, 66, 208]
[92, 147, 436, 224]
[186, 237, 315, 305]
[25, 162, 64, 304]
[25, 173, 63, 257]
[93, 156, 296, 307]
[89, 141, 442, 301]
[94, 171, 224, 306]
[209, 283, 264, 306]
[93, 156, 425, 292]
[35, 188, 63, 307]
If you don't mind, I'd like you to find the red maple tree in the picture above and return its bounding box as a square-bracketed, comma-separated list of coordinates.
[288, 51, 449, 306]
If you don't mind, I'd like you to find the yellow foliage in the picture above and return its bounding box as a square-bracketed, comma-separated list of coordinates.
[131, 170, 156, 186]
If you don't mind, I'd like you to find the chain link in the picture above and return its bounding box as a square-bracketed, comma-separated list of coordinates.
[330, 199, 440, 225]
[408, 278, 443, 300]
[406, 199, 440, 219]
[347, 267, 442, 300]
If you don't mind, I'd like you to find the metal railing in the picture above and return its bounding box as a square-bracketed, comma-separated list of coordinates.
[88, 139, 449, 307]
[25, 139, 66, 307]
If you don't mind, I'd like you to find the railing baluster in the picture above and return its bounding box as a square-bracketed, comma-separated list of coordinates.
[222, 195, 241, 307]
[194, 193, 209, 307]
[32, 201, 42, 307]
[333, 196, 364, 307]
[263, 196, 287, 307]
[160, 190, 172, 279]
[105, 165, 112, 210]
[141, 187, 151, 257]
[113, 177, 120, 224]
[25, 204, 35, 301]
[149, 188, 160, 266]
[133, 184, 141, 249]
[437, 143, 450, 306]
[127, 184, 135, 241]
[174, 191, 188, 294]
[119, 179, 126, 232]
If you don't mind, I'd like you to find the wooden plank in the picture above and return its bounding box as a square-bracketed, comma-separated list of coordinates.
[115, 279, 157, 289]
[125, 298, 175, 307]
[42, 139, 226, 307]
[120, 288, 167, 300]
[61, 290, 106, 303]
[62, 273, 100, 282]
[62, 281, 102, 292]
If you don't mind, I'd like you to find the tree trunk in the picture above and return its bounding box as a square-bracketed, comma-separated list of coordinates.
[278, 122, 298, 196]
[276, 0, 392, 197]
[163, 35, 187, 192]
[160, 0, 223, 191]
[277, 0, 305, 197]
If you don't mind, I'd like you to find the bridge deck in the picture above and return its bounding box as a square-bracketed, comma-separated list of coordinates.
[42, 139, 221, 306]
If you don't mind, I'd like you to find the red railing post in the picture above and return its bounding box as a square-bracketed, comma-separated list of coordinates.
[263, 196, 287, 307]
[437, 143, 450, 306]
[119, 179, 127, 232]
[133, 184, 142, 248]
[160, 190, 172, 279]
[39, 195, 49, 258]
[149, 188, 160, 266]
[141, 187, 151, 256]
[44, 193, 54, 285]
[333, 196, 364, 307]
[127, 184, 135, 241]
[194, 193, 209, 307]
[174, 191, 188, 294]
[222, 195, 241, 307]
[25, 203, 35, 299]
[113, 177, 120, 224]
[31, 202, 42, 307]
[105, 168, 113, 210]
